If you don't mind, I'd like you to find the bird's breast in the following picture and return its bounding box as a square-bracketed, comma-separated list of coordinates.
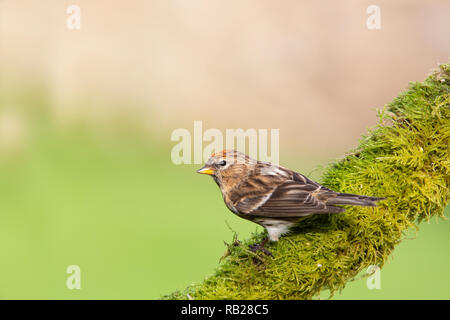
[222, 193, 239, 214]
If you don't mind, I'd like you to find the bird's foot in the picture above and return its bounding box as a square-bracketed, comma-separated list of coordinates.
[249, 238, 273, 257]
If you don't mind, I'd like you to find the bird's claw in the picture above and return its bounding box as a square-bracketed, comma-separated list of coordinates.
[249, 243, 273, 257]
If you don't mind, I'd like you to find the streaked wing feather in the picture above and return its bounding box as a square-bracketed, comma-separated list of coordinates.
[235, 174, 343, 218]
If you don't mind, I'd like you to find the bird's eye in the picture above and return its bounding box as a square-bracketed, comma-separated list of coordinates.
[218, 160, 227, 166]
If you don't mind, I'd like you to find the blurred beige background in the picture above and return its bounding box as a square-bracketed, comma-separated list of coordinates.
[1, 0, 449, 157]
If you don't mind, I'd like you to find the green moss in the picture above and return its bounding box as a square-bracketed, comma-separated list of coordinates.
[165, 63, 450, 300]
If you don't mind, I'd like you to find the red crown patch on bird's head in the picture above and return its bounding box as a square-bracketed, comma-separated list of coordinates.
[208, 150, 255, 166]
[211, 149, 232, 158]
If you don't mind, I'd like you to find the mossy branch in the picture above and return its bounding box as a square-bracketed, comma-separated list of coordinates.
[166, 63, 450, 300]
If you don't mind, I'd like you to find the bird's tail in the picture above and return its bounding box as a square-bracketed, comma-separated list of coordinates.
[326, 192, 385, 207]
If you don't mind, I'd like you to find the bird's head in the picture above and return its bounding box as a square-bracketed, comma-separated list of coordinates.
[197, 149, 257, 188]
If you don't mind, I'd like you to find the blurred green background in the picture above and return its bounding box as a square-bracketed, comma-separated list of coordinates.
[0, 1, 449, 299]
[0, 90, 448, 299]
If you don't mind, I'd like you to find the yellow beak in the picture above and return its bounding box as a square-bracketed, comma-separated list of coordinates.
[197, 166, 215, 175]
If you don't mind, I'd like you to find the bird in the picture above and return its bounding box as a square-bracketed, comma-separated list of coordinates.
[197, 149, 385, 256]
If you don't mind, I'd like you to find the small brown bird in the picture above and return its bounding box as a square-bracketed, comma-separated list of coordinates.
[197, 150, 384, 255]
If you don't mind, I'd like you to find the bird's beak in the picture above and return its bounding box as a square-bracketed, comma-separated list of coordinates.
[197, 166, 215, 175]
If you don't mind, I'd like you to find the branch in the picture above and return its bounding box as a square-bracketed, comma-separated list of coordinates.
[166, 63, 450, 300]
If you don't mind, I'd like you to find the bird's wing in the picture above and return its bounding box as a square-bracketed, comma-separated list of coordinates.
[234, 168, 344, 218]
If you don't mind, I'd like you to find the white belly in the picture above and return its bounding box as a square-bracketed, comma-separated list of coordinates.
[255, 218, 296, 241]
